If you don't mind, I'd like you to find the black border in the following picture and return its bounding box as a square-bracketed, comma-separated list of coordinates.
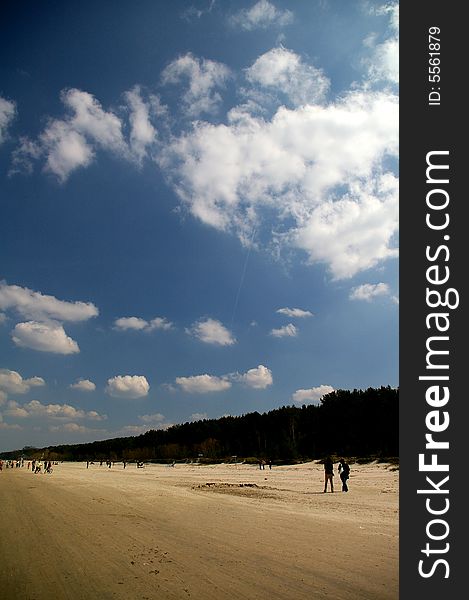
[400, 2, 465, 596]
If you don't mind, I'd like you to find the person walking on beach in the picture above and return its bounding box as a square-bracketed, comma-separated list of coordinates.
[323, 456, 334, 492]
[338, 458, 350, 492]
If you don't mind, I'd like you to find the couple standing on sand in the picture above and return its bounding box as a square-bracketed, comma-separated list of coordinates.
[323, 457, 350, 493]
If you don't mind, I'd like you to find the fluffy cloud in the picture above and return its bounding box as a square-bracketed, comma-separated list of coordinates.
[186, 318, 236, 346]
[105, 375, 150, 399]
[0, 283, 97, 355]
[349, 282, 391, 301]
[234, 365, 273, 389]
[0, 369, 45, 395]
[160, 84, 398, 278]
[0, 96, 16, 144]
[276, 307, 313, 318]
[11, 321, 80, 354]
[11, 88, 147, 181]
[292, 385, 335, 405]
[364, 3, 399, 85]
[70, 379, 96, 392]
[0, 281, 98, 322]
[230, 0, 293, 31]
[114, 316, 173, 331]
[4, 399, 106, 420]
[114, 316, 148, 331]
[175, 374, 231, 394]
[161, 53, 231, 117]
[124, 86, 157, 163]
[41, 88, 128, 181]
[41, 121, 94, 181]
[245, 47, 329, 106]
[270, 323, 297, 338]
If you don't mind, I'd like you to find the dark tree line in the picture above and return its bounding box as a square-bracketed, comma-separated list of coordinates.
[1, 386, 398, 462]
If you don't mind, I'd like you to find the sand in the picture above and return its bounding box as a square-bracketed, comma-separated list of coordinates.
[0, 460, 398, 599]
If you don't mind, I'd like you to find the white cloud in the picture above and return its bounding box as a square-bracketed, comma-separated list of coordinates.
[270, 323, 297, 338]
[292, 173, 398, 279]
[349, 282, 391, 301]
[0, 369, 45, 395]
[230, 0, 293, 31]
[148, 317, 173, 331]
[105, 375, 150, 399]
[11, 86, 165, 178]
[0, 312, 6, 324]
[13, 88, 128, 182]
[63, 89, 127, 150]
[114, 316, 173, 332]
[41, 121, 94, 182]
[277, 307, 313, 318]
[245, 47, 329, 106]
[9, 136, 43, 176]
[0, 96, 16, 144]
[125, 86, 157, 163]
[114, 317, 149, 331]
[70, 379, 96, 392]
[0, 281, 98, 322]
[234, 365, 273, 389]
[160, 85, 398, 279]
[11, 321, 80, 354]
[0, 390, 7, 406]
[175, 374, 231, 393]
[292, 384, 335, 405]
[364, 3, 399, 85]
[4, 399, 106, 421]
[187, 318, 236, 346]
[161, 53, 231, 117]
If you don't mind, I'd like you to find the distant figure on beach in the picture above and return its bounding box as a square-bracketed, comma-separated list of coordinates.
[323, 456, 334, 492]
[86, 460, 89, 469]
[123, 460, 126, 469]
[338, 458, 350, 492]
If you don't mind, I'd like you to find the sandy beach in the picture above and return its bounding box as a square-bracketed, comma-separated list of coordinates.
[0, 460, 398, 599]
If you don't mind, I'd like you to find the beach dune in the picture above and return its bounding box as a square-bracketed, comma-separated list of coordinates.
[0, 460, 398, 599]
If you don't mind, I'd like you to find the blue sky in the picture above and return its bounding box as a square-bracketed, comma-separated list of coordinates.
[0, 0, 398, 452]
